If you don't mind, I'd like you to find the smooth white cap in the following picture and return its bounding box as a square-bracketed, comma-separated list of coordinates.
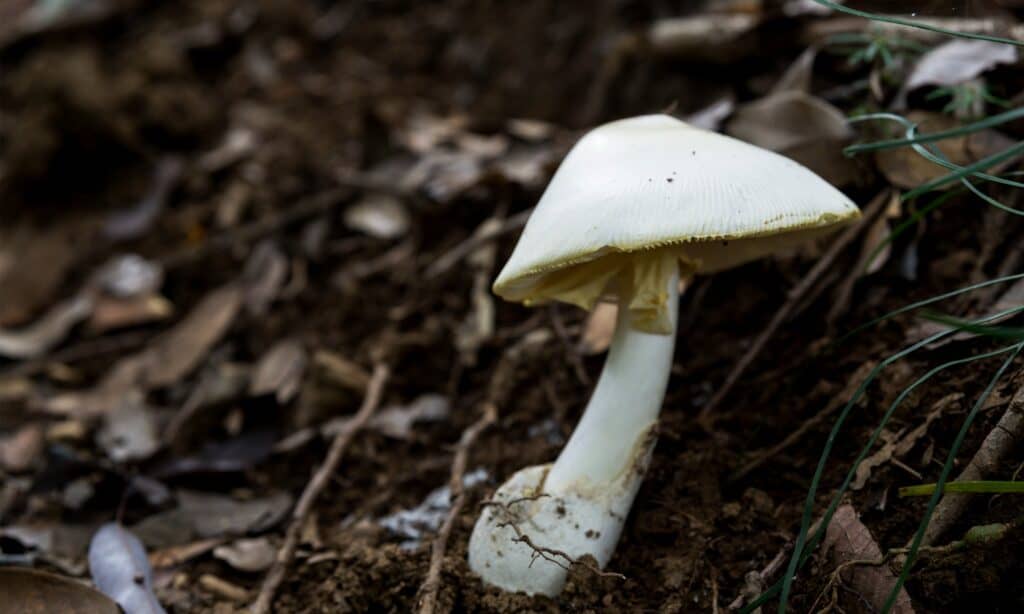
[493, 114, 860, 325]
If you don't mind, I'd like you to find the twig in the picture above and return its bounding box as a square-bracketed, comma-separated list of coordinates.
[161, 188, 349, 270]
[0, 329, 153, 380]
[920, 375, 1024, 546]
[698, 191, 889, 427]
[250, 364, 389, 614]
[425, 209, 532, 279]
[416, 403, 498, 614]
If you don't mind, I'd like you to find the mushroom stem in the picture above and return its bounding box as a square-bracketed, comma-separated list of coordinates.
[544, 264, 679, 494]
[466, 263, 680, 597]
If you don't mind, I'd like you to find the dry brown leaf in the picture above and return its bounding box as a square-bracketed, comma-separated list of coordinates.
[88, 294, 173, 333]
[312, 351, 370, 391]
[367, 394, 450, 440]
[507, 118, 555, 142]
[726, 91, 857, 186]
[875, 112, 1017, 189]
[905, 39, 1018, 91]
[771, 46, 818, 95]
[0, 422, 44, 472]
[344, 193, 410, 240]
[96, 402, 161, 463]
[579, 302, 618, 356]
[684, 96, 735, 132]
[250, 339, 306, 404]
[0, 210, 91, 329]
[148, 537, 225, 569]
[144, 284, 242, 389]
[242, 241, 287, 317]
[0, 567, 119, 614]
[177, 490, 292, 538]
[824, 504, 915, 613]
[213, 537, 276, 572]
[0, 294, 93, 359]
[647, 15, 759, 62]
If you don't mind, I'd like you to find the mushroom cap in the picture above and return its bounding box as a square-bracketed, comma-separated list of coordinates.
[493, 114, 860, 316]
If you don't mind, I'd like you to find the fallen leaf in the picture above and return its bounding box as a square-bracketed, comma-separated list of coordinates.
[401, 150, 485, 203]
[507, 118, 555, 142]
[492, 145, 556, 189]
[198, 126, 257, 172]
[198, 574, 249, 602]
[684, 96, 735, 132]
[312, 351, 370, 391]
[143, 284, 242, 388]
[88, 523, 166, 614]
[242, 241, 287, 317]
[96, 402, 161, 463]
[0, 217, 87, 326]
[93, 254, 164, 298]
[905, 39, 1018, 92]
[0, 422, 44, 472]
[368, 394, 450, 440]
[213, 537, 276, 572]
[647, 15, 759, 62]
[771, 46, 818, 95]
[344, 193, 410, 239]
[0, 293, 93, 359]
[398, 113, 469, 153]
[378, 468, 488, 549]
[579, 301, 619, 355]
[88, 294, 173, 333]
[103, 157, 184, 242]
[0, 567, 119, 614]
[824, 505, 915, 613]
[177, 490, 292, 538]
[148, 537, 225, 569]
[250, 339, 307, 403]
[154, 431, 276, 478]
[875, 111, 1017, 189]
[726, 91, 857, 186]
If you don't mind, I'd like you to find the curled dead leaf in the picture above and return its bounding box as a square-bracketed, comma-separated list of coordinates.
[0, 567, 119, 614]
[824, 505, 915, 613]
[726, 91, 857, 186]
[250, 339, 306, 404]
[875, 111, 1017, 189]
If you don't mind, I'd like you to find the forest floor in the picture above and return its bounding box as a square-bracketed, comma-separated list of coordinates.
[2, 1, 1024, 612]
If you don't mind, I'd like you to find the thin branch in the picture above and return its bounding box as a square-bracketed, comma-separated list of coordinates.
[416, 403, 498, 614]
[920, 374, 1024, 546]
[250, 364, 389, 614]
[425, 209, 531, 279]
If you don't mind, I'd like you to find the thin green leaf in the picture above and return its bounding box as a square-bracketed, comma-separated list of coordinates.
[900, 481, 1024, 497]
[811, 0, 1024, 47]
[845, 107, 1024, 155]
[884, 344, 1023, 612]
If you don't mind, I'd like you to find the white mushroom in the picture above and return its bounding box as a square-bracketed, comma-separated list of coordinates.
[468, 114, 862, 597]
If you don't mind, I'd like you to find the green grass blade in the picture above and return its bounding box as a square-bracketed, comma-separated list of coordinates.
[900, 481, 1024, 497]
[810, 0, 1024, 47]
[838, 274, 1024, 344]
[883, 344, 1023, 612]
[770, 312, 1024, 613]
[845, 107, 1024, 155]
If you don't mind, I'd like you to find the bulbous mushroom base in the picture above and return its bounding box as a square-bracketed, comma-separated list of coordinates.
[468, 423, 656, 597]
